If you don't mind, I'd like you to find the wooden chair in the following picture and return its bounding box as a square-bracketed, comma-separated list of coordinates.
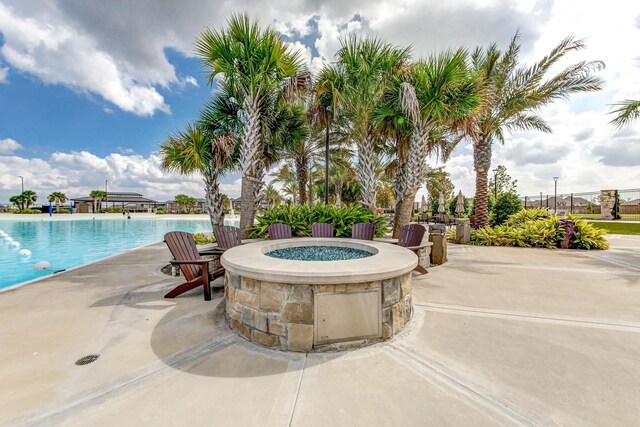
[212, 225, 243, 254]
[351, 222, 375, 240]
[163, 231, 225, 301]
[312, 222, 334, 238]
[397, 224, 429, 275]
[268, 223, 292, 240]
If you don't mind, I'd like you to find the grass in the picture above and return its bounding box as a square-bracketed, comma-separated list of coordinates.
[588, 221, 640, 235]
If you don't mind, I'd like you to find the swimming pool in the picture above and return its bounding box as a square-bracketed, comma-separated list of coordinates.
[0, 219, 213, 289]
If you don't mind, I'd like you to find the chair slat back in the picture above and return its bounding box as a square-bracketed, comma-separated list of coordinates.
[268, 223, 292, 240]
[311, 223, 334, 238]
[212, 225, 243, 250]
[398, 224, 426, 248]
[164, 231, 201, 281]
[351, 222, 375, 240]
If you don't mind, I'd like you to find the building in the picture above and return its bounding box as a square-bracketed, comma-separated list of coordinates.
[71, 192, 159, 213]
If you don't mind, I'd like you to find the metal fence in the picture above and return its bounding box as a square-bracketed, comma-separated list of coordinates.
[522, 189, 640, 221]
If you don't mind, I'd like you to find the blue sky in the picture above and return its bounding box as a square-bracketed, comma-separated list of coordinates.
[0, 0, 638, 204]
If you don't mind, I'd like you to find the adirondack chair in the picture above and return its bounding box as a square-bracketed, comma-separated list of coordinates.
[351, 222, 375, 240]
[163, 231, 225, 301]
[212, 225, 243, 254]
[311, 222, 334, 238]
[268, 223, 292, 240]
[397, 224, 429, 275]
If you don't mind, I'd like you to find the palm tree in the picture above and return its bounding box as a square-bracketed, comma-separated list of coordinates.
[609, 100, 640, 128]
[9, 194, 25, 210]
[48, 191, 68, 212]
[462, 33, 604, 227]
[195, 13, 307, 231]
[89, 190, 107, 213]
[160, 122, 236, 228]
[261, 183, 283, 208]
[327, 36, 411, 212]
[377, 50, 478, 236]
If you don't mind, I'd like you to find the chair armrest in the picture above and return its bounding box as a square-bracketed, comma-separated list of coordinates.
[170, 259, 210, 265]
[198, 248, 225, 255]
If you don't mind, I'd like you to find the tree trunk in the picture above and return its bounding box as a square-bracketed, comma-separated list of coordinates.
[357, 136, 377, 212]
[392, 125, 429, 237]
[473, 136, 492, 227]
[204, 176, 225, 229]
[392, 190, 418, 238]
[239, 97, 264, 234]
[335, 181, 343, 208]
[296, 156, 308, 205]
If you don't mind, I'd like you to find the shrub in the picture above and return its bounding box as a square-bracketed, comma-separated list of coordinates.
[247, 203, 388, 239]
[473, 211, 608, 250]
[491, 193, 522, 226]
[14, 208, 42, 214]
[193, 232, 216, 245]
[566, 214, 609, 250]
[156, 208, 167, 215]
[505, 208, 550, 226]
[56, 208, 70, 214]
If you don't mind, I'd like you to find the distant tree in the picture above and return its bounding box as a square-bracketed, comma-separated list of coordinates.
[47, 191, 68, 212]
[609, 100, 640, 128]
[89, 190, 107, 213]
[9, 194, 25, 210]
[21, 190, 37, 209]
[376, 183, 394, 209]
[425, 169, 454, 205]
[488, 165, 518, 198]
[261, 183, 283, 209]
[175, 194, 197, 213]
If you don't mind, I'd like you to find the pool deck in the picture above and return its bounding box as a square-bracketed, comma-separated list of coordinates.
[0, 236, 639, 426]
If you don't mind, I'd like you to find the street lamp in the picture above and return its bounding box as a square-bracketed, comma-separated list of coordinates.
[553, 177, 559, 213]
[105, 180, 108, 209]
[323, 105, 332, 205]
[492, 168, 498, 199]
[540, 192, 543, 208]
[18, 176, 24, 193]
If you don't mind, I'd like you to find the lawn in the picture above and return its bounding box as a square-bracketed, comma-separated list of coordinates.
[589, 221, 640, 235]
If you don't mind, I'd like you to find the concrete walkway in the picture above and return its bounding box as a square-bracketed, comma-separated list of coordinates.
[1, 237, 639, 426]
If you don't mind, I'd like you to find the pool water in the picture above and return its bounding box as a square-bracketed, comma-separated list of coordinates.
[0, 219, 212, 289]
[265, 246, 373, 261]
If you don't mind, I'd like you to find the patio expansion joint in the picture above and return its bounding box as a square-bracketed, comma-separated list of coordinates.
[414, 302, 640, 332]
[286, 354, 308, 427]
[387, 344, 537, 427]
[4, 333, 237, 427]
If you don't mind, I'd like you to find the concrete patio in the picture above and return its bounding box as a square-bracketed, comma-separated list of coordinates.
[1, 236, 639, 426]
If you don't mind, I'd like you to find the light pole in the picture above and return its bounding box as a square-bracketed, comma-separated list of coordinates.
[540, 192, 543, 208]
[553, 177, 559, 213]
[105, 179, 108, 210]
[492, 168, 498, 199]
[323, 105, 332, 206]
[18, 175, 24, 193]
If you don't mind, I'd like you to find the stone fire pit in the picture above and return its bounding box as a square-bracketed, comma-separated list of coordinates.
[220, 238, 418, 352]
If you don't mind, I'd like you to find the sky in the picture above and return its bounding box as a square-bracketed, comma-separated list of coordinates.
[0, 0, 639, 205]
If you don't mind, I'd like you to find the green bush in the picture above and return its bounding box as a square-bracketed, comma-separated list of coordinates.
[473, 211, 608, 250]
[193, 232, 216, 245]
[491, 193, 522, 226]
[14, 208, 42, 214]
[56, 208, 70, 214]
[156, 208, 167, 215]
[99, 207, 124, 213]
[566, 214, 609, 250]
[247, 203, 388, 239]
[505, 208, 550, 226]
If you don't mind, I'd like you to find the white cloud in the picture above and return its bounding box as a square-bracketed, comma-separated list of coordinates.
[0, 66, 8, 83]
[0, 138, 22, 154]
[0, 150, 242, 203]
[1, 0, 639, 199]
